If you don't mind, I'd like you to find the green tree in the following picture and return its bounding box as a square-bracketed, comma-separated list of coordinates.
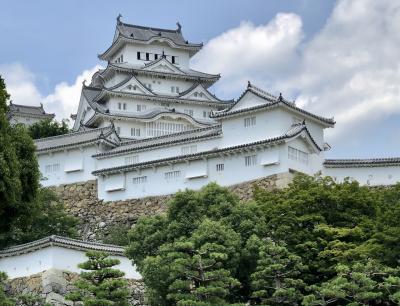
[166, 220, 241, 306]
[28, 118, 70, 139]
[253, 175, 379, 284]
[0, 272, 14, 306]
[0, 76, 77, 248]
[9, 188, 78, 245]
[251, 237, 305, 305]
[66, 251, 130, 306]
[0, 76, 22, 242]
[302, 259, 396, 305]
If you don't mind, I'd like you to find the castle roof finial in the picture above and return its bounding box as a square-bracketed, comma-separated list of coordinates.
[82, 80, 87, 87]
[278, 92, 283, 102]
[117, 14, 122, 24]
[162, 50, 166, 58]
[247, 81, 251, 88]
[176, 22, 182, 33]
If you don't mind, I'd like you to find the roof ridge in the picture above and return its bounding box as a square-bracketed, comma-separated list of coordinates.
[35, 125, 113, 143]
[119, 21, 180, 34]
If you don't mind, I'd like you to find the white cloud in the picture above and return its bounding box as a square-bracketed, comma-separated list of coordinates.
[0, 63, 101, 122]
[193, 0, 400, 156]
[192, 13, 303, 96]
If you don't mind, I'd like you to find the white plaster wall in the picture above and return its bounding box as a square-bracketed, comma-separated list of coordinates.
[10, 116, 46, 126]
[106, 95, 219, 122]
[119, 43, 190, 68]
[220, 108, 291, 147]
[96, 137, 222, 170]
[38, 146, 98, 187]
[97, 143, 320, 201]
[0, 246, 140, 279]
[323, 166, 400, 186]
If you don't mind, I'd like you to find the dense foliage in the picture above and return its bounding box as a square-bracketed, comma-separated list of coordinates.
[28, 118, 70, 139]
[127, 177, 400, 305]
[0, 76, 78, 248]
[66, 251, 130, 306]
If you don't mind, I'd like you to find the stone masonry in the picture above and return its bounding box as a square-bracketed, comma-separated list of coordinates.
[6, 269, 146, 306]
[52, 172, 294, 241]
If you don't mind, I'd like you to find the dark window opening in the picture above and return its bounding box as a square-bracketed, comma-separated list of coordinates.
[171, 56, 176, 64]
[146, 53, 150, 61]
[154, 54, 158, 60]
[137, 52, 141, 60]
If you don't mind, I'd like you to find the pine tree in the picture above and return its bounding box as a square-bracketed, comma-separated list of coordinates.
[303, 259, 389, 305]
[66, 251, 130, 306]
[165, 220, 241, 306]
[251, 238, 305, 305]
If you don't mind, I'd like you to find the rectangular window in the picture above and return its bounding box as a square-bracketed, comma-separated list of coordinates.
[125, 155, 139, 165]
[184, 109, 194, 116]
[131, 128, 140, 137]
[133, 176, 147, 185]
[165, 170, 181, 180]
[216, 164, 224, 172]
[116, 127, 121, 134]
[172, 56, 176, 64]
[137, 52, 141, 60]
[244, 155, 257, 167]
[176, 86, 179, 93]
[203, 111, 207, 118]
[154, 54, 158, 60]
[137, 105, 147, 112]
[118, 102, 122, 110]
[181, 145, 197, 155]
[123, 103, 127, 110]
[45, 163, 60, 173]
[171, 86, 175, 93]
[146, 53, 150, 61]
[288, 146, 309, 165]
[244, 116, 256, 127]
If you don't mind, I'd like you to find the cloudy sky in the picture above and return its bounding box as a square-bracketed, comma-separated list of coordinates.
[0, 0, 399, 158]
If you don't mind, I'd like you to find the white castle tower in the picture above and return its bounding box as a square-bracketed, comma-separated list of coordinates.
[72, 15, 231, 139]
[34, 17, 400, 198]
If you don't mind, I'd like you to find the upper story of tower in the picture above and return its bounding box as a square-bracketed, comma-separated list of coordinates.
[98, 15, 203, 70]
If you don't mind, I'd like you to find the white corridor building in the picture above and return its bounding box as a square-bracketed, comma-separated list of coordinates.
[33, 17, 400, 201]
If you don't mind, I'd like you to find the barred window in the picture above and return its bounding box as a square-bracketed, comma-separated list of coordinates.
[125, 155, 139, 165]
[131, 128, 140, 137]
[288, 146, 309, 165]
[133, 176, 147, 184]
[45, 163, 60, 173]
[184, 109, 194, 116]
[244, 116, 256, 127]
[244, 155, 257, 167]
[165, 170, 181, 180]
[216, 164, 224, 172]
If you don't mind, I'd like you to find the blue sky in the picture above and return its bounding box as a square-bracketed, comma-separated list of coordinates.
[1, 0, 399, 159]
[0, 0, 334, 93]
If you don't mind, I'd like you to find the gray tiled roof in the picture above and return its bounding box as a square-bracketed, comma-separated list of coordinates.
[0, 235, 124, 258]
[8, 103, 55, 119]
[99, 18, 202, 61]
[97, 62, 220, 88]
[324, 158, 400, 168]
[211, 83, 335, 127]
[116, 19, 202, 48]
[93, 123, 320, 176]
[35, 125, 119, 152]
[85, 107, 214, 128]
[94, 125, 222, 158]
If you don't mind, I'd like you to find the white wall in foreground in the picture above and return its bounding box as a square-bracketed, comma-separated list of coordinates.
[0, 246, 140, 279]
[324, 166, 400, 186]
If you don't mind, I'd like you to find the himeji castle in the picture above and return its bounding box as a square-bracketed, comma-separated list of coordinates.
[34, 17, 400, 201]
